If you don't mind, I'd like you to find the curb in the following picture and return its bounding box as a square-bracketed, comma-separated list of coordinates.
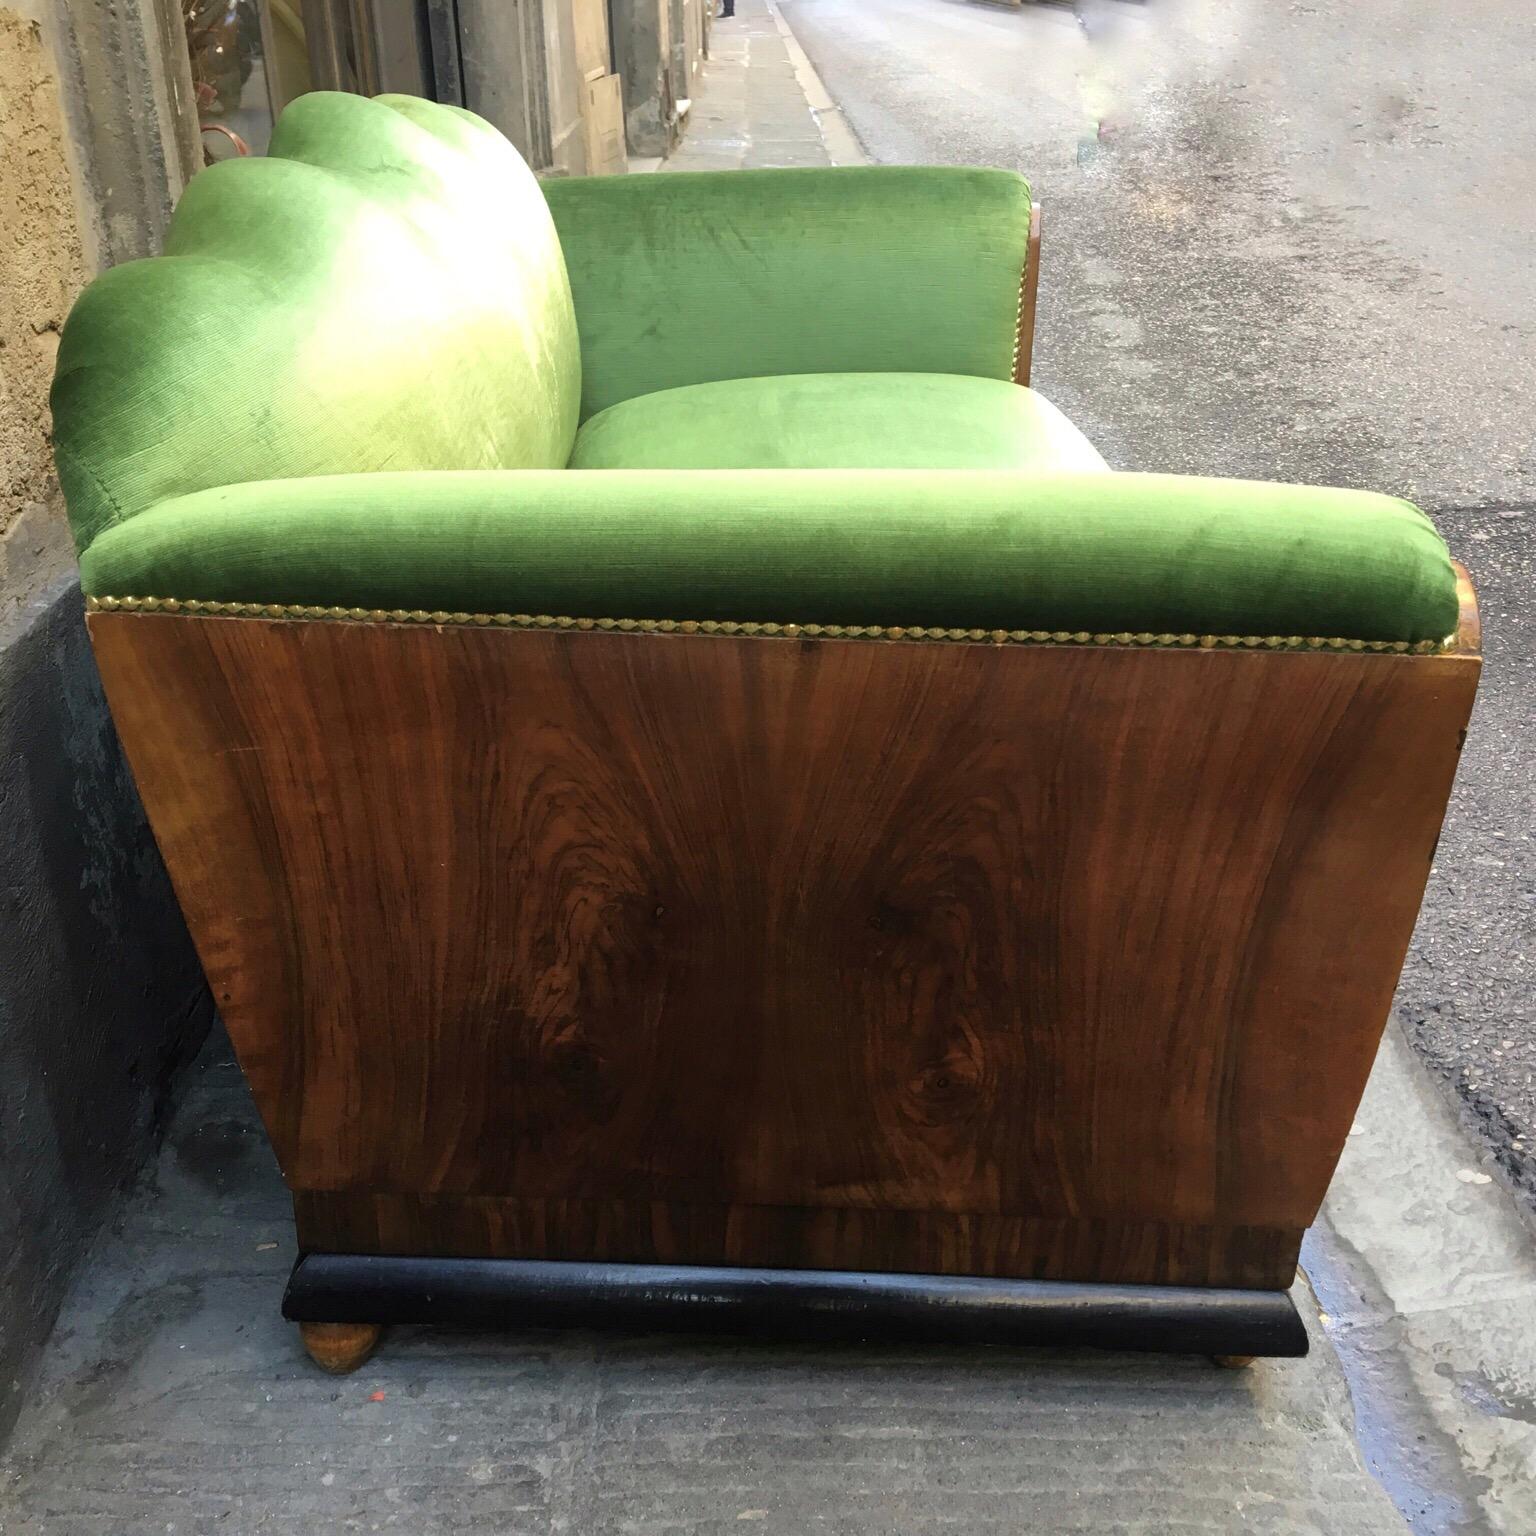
[763, 0, 869, 165]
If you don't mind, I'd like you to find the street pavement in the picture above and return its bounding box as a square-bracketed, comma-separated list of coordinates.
[780, 0, 1536, 1211]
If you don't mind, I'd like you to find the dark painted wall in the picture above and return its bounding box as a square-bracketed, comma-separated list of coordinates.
[612, 0, 677, 156]
[0, 564, 213, 1440]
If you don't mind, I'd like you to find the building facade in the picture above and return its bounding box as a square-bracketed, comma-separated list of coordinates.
[176, 0, 710, 176]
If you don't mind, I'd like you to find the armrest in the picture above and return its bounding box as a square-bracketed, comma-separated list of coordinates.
[80, 469, 1459, 647]
[543, 168, 1035, 419]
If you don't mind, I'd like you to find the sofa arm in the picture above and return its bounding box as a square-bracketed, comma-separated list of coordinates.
[79, 470, 1459, 647]
[543, 168, 1035, 420]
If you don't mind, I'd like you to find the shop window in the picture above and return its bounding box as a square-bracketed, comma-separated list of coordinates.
[183, 0, 313, 159]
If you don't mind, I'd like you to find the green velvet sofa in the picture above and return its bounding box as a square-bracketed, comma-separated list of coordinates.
[55, 91, 1480, 1372]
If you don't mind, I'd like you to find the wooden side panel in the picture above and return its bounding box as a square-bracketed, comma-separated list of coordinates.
[89, 616, 1478, 1286]
[1014, 201, 1041, 386]
[293, 1192, 1302, 1289]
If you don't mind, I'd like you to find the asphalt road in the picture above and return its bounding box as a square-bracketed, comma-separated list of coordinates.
[781, 0, 1536, 1206]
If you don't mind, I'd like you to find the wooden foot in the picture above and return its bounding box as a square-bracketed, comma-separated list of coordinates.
[1212, 1354, 1257, 1370]
[300, 1321, 382, 1374]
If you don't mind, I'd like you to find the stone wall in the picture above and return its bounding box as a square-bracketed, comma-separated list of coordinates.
[0, 5, 83, 534]
[0, 0, 213, 1443]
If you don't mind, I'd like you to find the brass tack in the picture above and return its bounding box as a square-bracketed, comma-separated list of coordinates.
[125, 589, 1403, 657]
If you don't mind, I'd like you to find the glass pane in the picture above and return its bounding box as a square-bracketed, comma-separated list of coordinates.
[183, 1, 312, 161]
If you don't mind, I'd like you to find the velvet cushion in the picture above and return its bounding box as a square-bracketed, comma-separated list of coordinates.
[80, 470, 1459, 645]
[51, 92, 581, 552]
[544, 167, 1034, 420]
[568, 374, 1108, 472]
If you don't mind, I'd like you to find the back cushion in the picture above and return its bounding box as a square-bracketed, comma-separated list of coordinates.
[51, 93, 580, 552]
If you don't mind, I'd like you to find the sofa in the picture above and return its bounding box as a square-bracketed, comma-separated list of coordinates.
[53, 91, 1480, 1373]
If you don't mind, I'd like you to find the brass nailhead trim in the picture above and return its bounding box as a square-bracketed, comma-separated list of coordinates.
[1010, 262, 1026, 382]
[86, 595, 1452, 656]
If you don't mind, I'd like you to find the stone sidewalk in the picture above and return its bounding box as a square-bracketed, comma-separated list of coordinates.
[661, 0, 865, 171]
[0, 1026, 1411, 1535]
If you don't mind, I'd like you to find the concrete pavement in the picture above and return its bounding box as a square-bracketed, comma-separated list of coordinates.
[1308, 1031, 1536, 1534]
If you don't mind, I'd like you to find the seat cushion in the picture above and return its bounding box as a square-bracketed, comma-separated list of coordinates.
[568, 373, 1108, 472]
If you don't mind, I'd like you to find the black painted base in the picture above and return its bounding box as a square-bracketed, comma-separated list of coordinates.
[283, 1254, 1308, 1358]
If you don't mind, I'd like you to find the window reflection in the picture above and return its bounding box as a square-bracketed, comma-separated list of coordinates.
[183, 0, 313, 161]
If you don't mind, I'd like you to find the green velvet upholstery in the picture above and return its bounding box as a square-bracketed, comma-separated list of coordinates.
[80, 471, 1458, 644]
[53, 92, 1461, 648]
[544, 167, 1034, 420]
[569, 375, 1108, 472]
[51, 91, 580, 550]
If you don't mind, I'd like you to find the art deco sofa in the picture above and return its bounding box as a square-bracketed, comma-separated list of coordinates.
[53, 91, 1479, 1373]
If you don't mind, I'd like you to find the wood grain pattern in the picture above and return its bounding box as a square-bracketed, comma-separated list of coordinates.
[1014, 200, 1042, 387]
[292, 1191, 1302, 1289]
[1452, 559, 1480, 653]
[89, 614, 1480, 1289]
